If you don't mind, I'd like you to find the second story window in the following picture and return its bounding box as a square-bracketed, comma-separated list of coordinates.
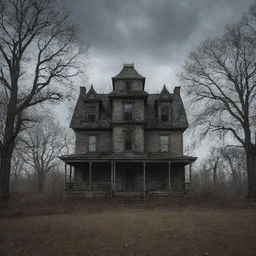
[88, 135, 96, 152]
[160, 135, 169, 152]
[124, 103, 133, 120]
[87, 104, 96, 121]
[161, 105, 169, 122]
[124, 131, 132, 151]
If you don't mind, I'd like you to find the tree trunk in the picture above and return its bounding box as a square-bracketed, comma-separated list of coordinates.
[0, 150, 13, 200]
[246, 146, 256, 198]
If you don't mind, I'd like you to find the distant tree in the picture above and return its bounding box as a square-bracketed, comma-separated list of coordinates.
[0, 0, 84, 199]
[181, 2, 256, 197]
[21, 117, 69, 194]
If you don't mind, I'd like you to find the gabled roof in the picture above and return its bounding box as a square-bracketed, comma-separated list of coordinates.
[85, 85, 99, 101]
[159, 85, 171, 100]
[113, 64, 145, 80]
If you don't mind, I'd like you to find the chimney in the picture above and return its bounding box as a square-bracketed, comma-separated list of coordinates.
[80, 86, 86, 96]
[174, 86, 181, 96]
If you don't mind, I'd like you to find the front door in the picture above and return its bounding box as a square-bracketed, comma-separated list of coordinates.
[125, 168, 135, 190]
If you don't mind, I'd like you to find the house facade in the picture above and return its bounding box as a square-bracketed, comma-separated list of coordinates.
[60, 64, 196, 198]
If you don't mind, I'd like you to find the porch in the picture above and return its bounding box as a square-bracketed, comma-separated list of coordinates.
[63, 160, 194, 198]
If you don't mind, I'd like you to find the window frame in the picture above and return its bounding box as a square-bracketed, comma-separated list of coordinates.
[123, 102, 134, 121]
[124, 130, 133, 151]
[87, 103, 97, 122]
[88, 135, 97, 152]
[160, 104, 169, 122]
[126, 80, 132, 91]
[160, 135, 169, 153]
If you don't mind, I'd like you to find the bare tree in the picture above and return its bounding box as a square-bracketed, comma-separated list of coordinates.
[21, 117, 68, 194]
[181, 2, 256, 197]
[0, 0, 84, 199]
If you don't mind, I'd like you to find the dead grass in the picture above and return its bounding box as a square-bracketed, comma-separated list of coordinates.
[0, 202, 256, 256]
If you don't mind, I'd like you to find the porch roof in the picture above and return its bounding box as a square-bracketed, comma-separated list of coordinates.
[59, 152, 197, 164]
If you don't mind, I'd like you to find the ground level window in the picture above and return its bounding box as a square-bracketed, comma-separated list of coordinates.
[124, 131, 132, 151]
[88, 135, 96, 152]
[160, 135, 169, 152]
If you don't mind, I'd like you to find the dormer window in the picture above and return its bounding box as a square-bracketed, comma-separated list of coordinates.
[161, 105, 169, 122]
[87, 104, 96, 122]
[126, 81, 131, 91]
[124, 103, 133, 120]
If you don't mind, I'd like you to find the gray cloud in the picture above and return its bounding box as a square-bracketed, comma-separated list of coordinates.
[62, 0, 252, 93]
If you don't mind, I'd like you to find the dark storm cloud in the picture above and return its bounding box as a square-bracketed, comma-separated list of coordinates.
[62, 0, 252, 91]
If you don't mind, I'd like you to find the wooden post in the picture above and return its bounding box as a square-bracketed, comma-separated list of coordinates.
[89, 161, 92, 190]
[168, 161, 171, 191]
[111, 161, 114, 196]
[113, 162, 116, 191]
[69, 165, 72, 184]
[64, 163, 67, 184]
[143, 162, 146, 199]
[189, 163, 192, 189]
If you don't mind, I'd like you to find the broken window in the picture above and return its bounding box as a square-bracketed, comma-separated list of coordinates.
[161, 105, 169, 122]
[87, 104, 96, 121]
[88, 135, 96, 152]
[124, 103, 133, 120]
[124, 131, 132, 151]
[160, 135, 169, 152]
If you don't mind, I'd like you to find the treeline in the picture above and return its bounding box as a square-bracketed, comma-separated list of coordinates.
[191, 146, 247, 198]
[9, 114, 73, 199]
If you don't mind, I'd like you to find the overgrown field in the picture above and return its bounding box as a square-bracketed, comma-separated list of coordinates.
[0, 199, 256, 256]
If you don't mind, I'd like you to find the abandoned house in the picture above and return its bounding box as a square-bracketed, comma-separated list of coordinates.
[60, 64, 197, 198]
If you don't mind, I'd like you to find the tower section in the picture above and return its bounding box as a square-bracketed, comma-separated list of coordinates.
[110, 64, 148, 153]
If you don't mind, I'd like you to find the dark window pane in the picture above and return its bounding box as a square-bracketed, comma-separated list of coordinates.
[88, 114, 96, 121]
[124, 131, 132, 150]
[124, 103, 133, 120]
[126, 81, 131, 91]
[161, 105, 169, 122]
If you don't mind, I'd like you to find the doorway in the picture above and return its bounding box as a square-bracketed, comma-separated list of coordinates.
[125, 168, 135, 190]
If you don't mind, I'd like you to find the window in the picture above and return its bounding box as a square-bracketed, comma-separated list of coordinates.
[126, 81, 131, 91]
[161, 105, 169, 122]
[124, 103, 133, 120]
[88, 135, 96, 152]
[124, 131, 132, 151]
[160, 136, 169, 152]
[87, 104, 96, 122]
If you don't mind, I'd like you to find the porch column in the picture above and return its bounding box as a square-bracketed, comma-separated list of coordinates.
[65, 163, 67, 183]
[143, 162, 146, 198]
[69, 165, 72, 183]
[113, 162, 116, 191]
[189, 163, 192, 189]
[89, 161, 92, 190]
[168, 161, 171, 191]
[111, 161, 114, 192]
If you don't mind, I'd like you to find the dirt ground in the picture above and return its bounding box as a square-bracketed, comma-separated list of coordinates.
[0, 205, 256, 256]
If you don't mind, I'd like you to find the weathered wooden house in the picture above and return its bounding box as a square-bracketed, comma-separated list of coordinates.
[60, 64, 196, 198]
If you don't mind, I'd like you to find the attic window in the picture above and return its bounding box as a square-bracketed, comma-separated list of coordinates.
[87, 104, 96, 122]
[124, 103, 133, 120]
[161, 105, 169, 122]
[126, 81, 131, 91]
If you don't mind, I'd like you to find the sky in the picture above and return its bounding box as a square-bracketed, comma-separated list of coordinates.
[58, 0, 252, 158]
